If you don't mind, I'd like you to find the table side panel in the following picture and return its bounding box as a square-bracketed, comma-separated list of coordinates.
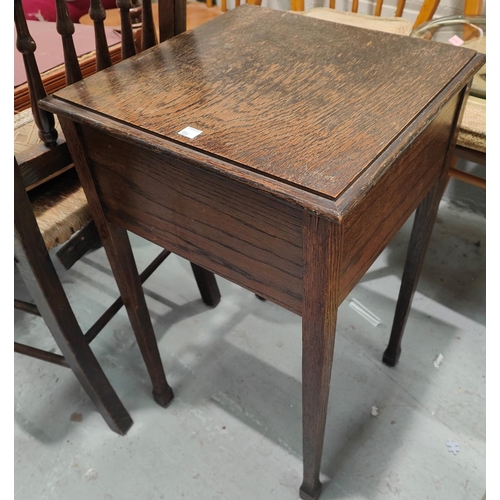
[80, 124, 304, 314]
[338, 93, 460, 302]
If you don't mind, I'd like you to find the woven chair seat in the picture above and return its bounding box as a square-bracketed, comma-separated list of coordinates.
[14, 107, 64, 155]
[456, 95, 486, 153]
[15, 107, 90, 251]
[26, 162, 92, 252]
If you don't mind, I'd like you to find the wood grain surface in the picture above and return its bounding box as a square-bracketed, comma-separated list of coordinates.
[300, 212, 342, 499]
[52, 5, 480, 200]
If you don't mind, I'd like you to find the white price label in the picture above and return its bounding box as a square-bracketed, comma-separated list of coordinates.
[178, 126, 202, 139]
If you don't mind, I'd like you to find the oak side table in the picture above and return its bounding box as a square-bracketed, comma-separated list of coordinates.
[41, 6, 484, 499]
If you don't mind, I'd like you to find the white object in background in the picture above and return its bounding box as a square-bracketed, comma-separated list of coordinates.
[349, 298, 382, 327]
[434, 353, 444, 368]
[446, 440, 460, 455]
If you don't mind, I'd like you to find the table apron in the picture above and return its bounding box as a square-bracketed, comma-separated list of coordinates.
[81, 124, 305, 315]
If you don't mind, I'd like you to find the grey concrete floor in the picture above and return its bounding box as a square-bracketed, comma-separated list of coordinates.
[14, 199, 486, 500]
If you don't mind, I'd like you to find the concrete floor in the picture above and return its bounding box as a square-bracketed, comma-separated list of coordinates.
[14, 199, 486, 500]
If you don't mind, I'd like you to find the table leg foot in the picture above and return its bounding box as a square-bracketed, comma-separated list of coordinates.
[382, 346, 401, 367]
[300, 482, 323, 500]
[153, 385, 175, 408]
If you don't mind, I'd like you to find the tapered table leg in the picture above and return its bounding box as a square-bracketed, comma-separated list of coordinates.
[99, 222, 175, 407]
[300, 213, 342, 500]
[60, 118, 174, 407]
[383, 177, 447, 367]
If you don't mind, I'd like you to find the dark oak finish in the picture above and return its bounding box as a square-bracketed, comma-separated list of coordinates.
[89, 0, 113, 71]
[300, 213, 341, 500]
[190, 264, 222, 308]
[383, 81, 469, 367]
[338, 94, 461, 302]
[41, 6, 485, 497]
[383, 177, 448, 366]
[56, 220, 101, 270]
[68, 124, 303, 313]
[84, 250, 171, 344]
[55, 0, 83, 85]
[57, 117, 174, 407]
[14, 341, 69, 368]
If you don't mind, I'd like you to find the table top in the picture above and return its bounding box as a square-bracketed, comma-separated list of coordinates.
[51, 5, 483, 201]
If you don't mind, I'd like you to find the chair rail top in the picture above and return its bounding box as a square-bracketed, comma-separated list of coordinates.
[45, 5, 484, 202]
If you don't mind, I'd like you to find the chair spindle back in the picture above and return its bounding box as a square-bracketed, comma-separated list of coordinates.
[14, 0, 57, 147]
[55, 0, 84, 84]
[14, 0, 178, 189]
[89, 0, 113, 70]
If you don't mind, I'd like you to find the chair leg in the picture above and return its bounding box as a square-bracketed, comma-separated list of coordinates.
[383, 177, 447, 367]
[14, 187, 133, 434]
[56, 219, 101, 270]
[190, 263, 221, 307]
